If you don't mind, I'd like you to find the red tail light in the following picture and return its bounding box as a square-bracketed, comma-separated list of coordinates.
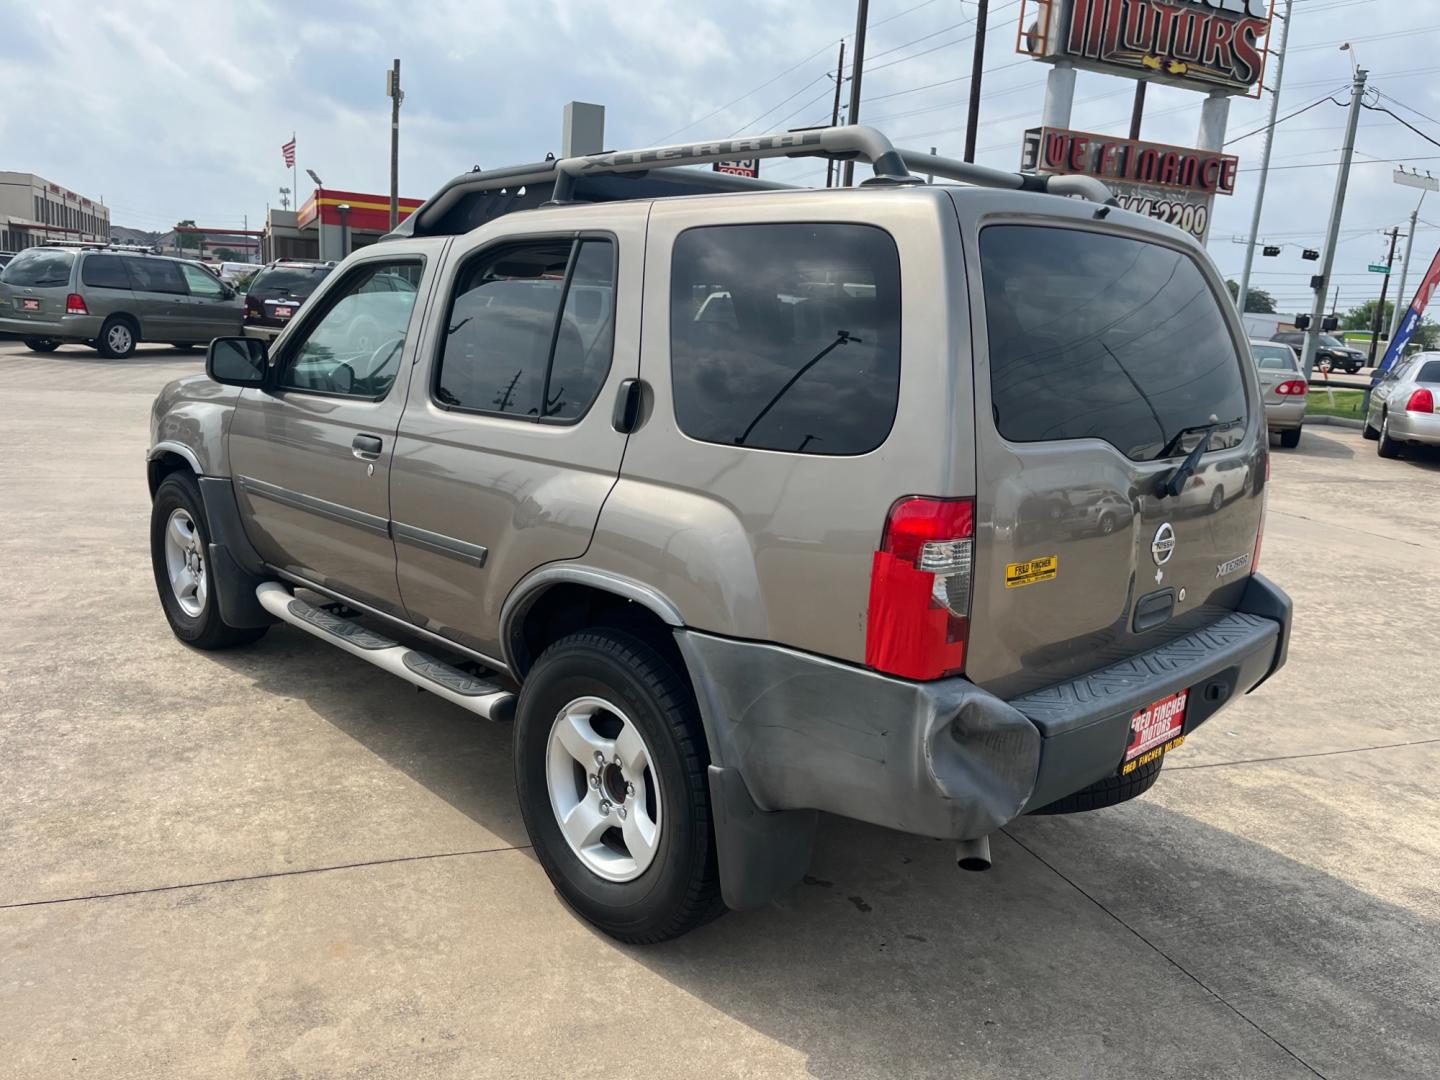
[1275, 380, 1308, 396]
[1406, 388, 1435, 413]
[866, 497, 974, 681]
[65, 293, 89, 315]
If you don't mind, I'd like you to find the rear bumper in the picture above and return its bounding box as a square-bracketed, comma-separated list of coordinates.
[1265, 400, 1307, 430]
[1387, 409, 1440, 445]
[0, 313, 102, 341]
[681, 573, 1291, 853]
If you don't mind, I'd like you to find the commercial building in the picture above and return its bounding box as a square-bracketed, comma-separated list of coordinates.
[261, 188, 423, 263]
[0, 172, 111, 250]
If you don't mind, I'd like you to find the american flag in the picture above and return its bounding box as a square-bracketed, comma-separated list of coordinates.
[281, 137, 296, 168]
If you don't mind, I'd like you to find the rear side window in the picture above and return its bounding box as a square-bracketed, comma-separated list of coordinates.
[123, 258, 186, 295]
[670, 223, 901, 455]
[82, 255, 131, 289]
[1416, 360, 1440, 383]
[435, 238, 615, 422]
[1, 249, 74, 287]
[980, 226, 1248, 461]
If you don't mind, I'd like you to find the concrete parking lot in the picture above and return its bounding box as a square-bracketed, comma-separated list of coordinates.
[1, 340, 1437, 1080]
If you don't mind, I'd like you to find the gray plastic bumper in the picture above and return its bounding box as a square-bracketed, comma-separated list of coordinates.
[678, 573, 1290, 908]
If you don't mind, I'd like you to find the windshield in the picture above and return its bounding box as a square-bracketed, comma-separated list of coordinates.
[0, 249, 75, 287]
[248, 266, 329, 297]
[981, 226, 1248, 462]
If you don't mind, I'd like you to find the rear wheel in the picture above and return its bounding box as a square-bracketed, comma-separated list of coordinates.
[96, 316, 138, 359]
[1363, 420, 1380, 441]
[1377, 412, 1402, 459]
[1029, 756, 1165, 815]
[1278, 427, 1302, 449]
[22, 338, 59, 353]
[514, 628, 724, 943]
[150, 472, 267, 650]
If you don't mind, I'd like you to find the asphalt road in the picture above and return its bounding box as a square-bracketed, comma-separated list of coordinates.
[1, 342, 1437, 1080]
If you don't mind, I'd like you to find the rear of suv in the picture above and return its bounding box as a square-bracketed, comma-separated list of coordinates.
[241, 259, 334, 341]
[144, 127, 1291, 943]
[0, 246, 241, 357]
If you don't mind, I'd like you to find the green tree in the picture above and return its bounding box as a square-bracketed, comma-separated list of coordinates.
[212, 247, 241, 261]
[1412, 318, 1440, 350]
[1341, 298, 1395, 332]
[174, 219, 197, 254]
[1224, 279, 1277, 313]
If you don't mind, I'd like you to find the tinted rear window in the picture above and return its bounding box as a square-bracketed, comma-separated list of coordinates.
[1, 249, 74, 287]
[81, 255, 131, 289]
[670, 223, 901, 455]
[250, 266, 329, 297]
[1417, 360, 1440, 383]
[980, 226, 1248, 461]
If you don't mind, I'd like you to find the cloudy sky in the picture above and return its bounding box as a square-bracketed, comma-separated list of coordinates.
[2, 0, 1436, 316]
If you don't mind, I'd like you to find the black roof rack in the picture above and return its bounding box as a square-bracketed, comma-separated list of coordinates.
[391, 125, 1115, 239]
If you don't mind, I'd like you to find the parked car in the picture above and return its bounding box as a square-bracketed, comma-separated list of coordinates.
[0, 246, 241, 357]
[1365, 352, 1440, 458]
[145, 129, 1291, 943]
[0, 250, 16, 269]
[241, 260, 335, 342]
[1271, 331, 1367, 375]
[1249, 339, 1308, 448]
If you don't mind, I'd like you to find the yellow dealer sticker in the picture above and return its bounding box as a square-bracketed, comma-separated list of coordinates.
[1006, 555, 1058, 588]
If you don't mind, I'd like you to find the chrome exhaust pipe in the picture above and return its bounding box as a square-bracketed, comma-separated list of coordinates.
[955, 835, 992, 872]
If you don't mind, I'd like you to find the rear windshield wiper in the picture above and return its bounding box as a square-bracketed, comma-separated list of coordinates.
[1155, 417, 1243, 499]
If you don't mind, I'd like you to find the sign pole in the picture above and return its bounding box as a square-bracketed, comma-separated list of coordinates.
[841, 0, 870, 188]
[1238, 0, 1293, 315]
[963, 0, 990, 163]
[1368, 226, 1401, 367]
[1301, 64, 1368, 383]
[1128, 81, 1147, 141]
[1389, 190, 1430, 342]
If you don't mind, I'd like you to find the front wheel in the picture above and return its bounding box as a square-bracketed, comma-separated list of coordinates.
[22, 338, 59, 353]
[514, 628, 724, 943]
[150, 472, 267, 650]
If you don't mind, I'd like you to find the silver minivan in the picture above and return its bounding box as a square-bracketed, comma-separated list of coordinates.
[145, 127, 1292, 942]
[0, 246, 241, 358]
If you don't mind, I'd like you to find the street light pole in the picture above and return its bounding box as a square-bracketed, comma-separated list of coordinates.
[841, 0, 870, 187]
[1389, 193, 1426, 343]
[1238, 0, 1293, 316]
[963, 0, 990, 163]
[387, 59, 402, 230]
[1301, 60, 1367, 382]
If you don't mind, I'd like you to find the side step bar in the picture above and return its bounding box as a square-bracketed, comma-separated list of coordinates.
[255, 582, 516, 722]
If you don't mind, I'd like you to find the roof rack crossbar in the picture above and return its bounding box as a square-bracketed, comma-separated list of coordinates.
[897, 148, 1117, 206]
[548, 124, 914, 203]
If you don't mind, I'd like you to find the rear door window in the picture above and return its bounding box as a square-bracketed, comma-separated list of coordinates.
[0, 249, 74, 287]
[81, 255, 131, 290]
[980, 226, 1248, 461]
[669, 223, 901, 455]
[123, 258, 187, 295]
[1415, 360, 1440, 383]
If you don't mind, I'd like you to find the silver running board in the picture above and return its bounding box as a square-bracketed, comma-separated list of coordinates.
[255, 582, 516, 722]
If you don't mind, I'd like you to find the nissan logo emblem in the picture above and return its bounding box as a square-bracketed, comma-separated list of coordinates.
[1152, 523, 1177, 566]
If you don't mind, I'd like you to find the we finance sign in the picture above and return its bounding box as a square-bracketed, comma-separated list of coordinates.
[1022, 0, 1273, 95]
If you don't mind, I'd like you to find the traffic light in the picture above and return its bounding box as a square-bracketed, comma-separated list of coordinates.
[1263, 245, 1282, 257]
[1322, 315, 1339, 332]
[1295, 314, 1312, 330]
[1302, 249, 1320, 261]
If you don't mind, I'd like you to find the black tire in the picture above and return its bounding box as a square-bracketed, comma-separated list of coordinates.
[150, 472, 267, 650]
[1278, 427, 1302, 449]
[1209, 486, 1224, 512]
[1363, 421, 1380, 441]
[22, 337, 59, 353]
[96, 315, 138, 359]
[514, 628, 724, 943]
[1377, 412, 1402, 459]
[1029, 755, 1165, 815]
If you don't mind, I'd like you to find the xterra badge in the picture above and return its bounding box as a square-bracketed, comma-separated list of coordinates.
[1216, 553, 1251, 579]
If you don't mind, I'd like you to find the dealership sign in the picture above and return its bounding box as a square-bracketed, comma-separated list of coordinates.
[1019, 0, 1273, 96]
[1022, 126, 1235, 240]
[713, 159, 760, 178]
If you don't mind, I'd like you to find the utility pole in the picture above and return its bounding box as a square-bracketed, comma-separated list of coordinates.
[1238, 0, 1293, 315]
[1368, 226, 1401, 366]
[1128, 81, 1147, 141]
[963, 0, 990, 163]
[1389, 198, 1426, 343]
[1301, 62, 1367, 382]
[826, 40, 847, 188]
[841, 0, 870, 187]
[387, 59, 403, 230]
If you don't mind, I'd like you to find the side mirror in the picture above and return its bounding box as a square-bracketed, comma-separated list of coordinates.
[222, 284, 236, 300]
[207, 336, 268, 388]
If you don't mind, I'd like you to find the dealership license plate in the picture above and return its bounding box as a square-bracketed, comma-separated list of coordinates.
[20, 298, 40, 311]
[274, 305, 293, 318]
[1121, 689, 1189, 775]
